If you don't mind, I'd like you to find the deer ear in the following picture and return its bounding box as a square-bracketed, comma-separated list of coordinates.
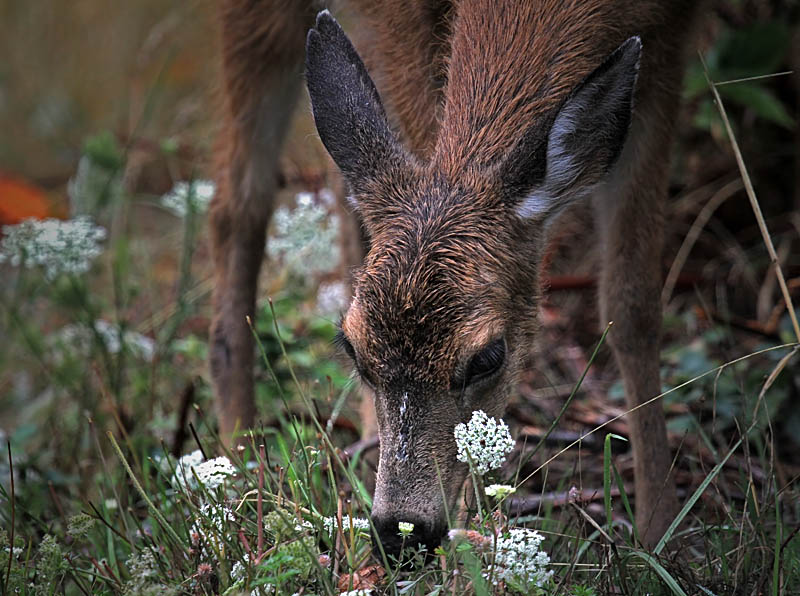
[511, 36, 642, 220]
[306, 11, 405, 191]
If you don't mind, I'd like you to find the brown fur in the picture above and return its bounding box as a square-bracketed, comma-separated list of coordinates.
[211, 0, 702, 551]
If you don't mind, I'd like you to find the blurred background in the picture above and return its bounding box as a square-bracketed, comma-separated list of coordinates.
[0, 0, 799, 584]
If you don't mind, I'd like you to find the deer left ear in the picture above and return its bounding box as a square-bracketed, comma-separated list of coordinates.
[507, 37, 642, 220]
[306, 10, 408, 194]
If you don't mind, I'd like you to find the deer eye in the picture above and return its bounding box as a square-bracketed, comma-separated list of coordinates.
[334, 330, 356, 361]
[335, 330, 377, 388]
[461, 338, 506, 388]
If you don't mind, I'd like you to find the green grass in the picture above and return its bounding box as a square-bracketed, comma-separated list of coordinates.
[2, 2, 800, 593]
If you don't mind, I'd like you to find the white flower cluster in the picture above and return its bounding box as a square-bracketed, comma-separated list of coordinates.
[340, 590, 372, 596]
[267, 191, 340, 278]
[191, 501, 236, 552]
[54, 319, 155, 362]
[322, 515, 371, 535]
[454, 410, 515, 475]
[127, 548, 158, 577]
[398, 521, 415, 536]
[161, 180, 216, 217]
[172, 450, 237, 491]
[486, 528, 552, 591]
[0, 216, 106, 279]
[485, 484, 516, 499]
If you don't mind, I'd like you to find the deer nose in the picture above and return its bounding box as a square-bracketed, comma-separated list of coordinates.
[371, 515, 446, 559]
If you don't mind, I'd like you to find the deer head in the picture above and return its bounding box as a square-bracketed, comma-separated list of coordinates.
[305, 10, 640, 555]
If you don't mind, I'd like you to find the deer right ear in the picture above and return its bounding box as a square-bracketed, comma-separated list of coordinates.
[510, 36, 642, 221]
[306, 11, 405, 193]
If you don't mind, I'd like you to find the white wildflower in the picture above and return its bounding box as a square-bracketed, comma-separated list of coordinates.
[104, 498, 118, 510]
[191, 501, 235, 548]
[126, 548, 159, 581]
[53, 319, 155, 362]
[267, 191, 340, 278]
[486, 528, 552, 591]
[485, 484, 516, 499]
[322, 515, 370, 535]
[454, 410, 515, 475]
[0, 216, 106, 279]
[340, 590, 372, 596]
[172, 450, 236, 491]
[316, 280, 349, 315]
[161, 180, 215, 217]
[192, 457, 237, 489]
[398, 521, 414, 537]
[2, 547, 24, 559]
[230, 553, 251, 582]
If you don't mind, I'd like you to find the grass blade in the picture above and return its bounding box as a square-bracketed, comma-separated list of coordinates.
[629, 551, 687, 596]
[654, 438, 742, 555]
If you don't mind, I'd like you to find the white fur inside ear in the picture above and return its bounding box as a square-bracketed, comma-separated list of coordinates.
[515, 190, 555, 218]
[515, 103, 583, 220]
[545, 112, 583, 191]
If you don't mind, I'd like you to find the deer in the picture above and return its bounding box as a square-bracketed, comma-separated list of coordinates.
[209, 0, 702, 555]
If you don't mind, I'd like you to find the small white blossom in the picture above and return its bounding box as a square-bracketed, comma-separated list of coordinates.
[340, 591, 372, 596]
[172, 450, 236, 491]
[0, 216, 106, 279]
[398, 521, 414, 536]
[454, 410, 515, 475]
[267, 191, 340, 278]
[2, 546, 24, 559]
[485, 484, 516, 499]
[486, 528, 552, 591]
[126, 549, 159, 581]
[322, 515, 370, 535]
[104, 498, 118, 510]
[161, 180, 215, 217]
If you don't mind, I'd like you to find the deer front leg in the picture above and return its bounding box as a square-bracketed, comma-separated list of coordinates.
[593, 120, 679, 548]
[210, 1, 314, 443]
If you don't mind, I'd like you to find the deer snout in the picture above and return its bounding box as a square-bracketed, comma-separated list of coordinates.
[370, 456, 463, 558]
[371, 512, 447, 558]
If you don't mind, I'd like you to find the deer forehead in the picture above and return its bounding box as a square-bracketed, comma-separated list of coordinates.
[342, 272, 507, 379]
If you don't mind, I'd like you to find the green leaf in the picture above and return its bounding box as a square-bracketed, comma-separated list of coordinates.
[714, 22, 790, 80]
[460, 549, 490, 596]
[719, 83, 795, 129]
[83, 130, 124, 170]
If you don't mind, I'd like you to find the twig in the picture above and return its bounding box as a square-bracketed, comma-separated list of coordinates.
[256, 444, 266, 564]
[4, 442, 14, 596]
[171, 380, 195, 457]
[188, 422, 207, 459]
[662, 179, 743, 304]
[713, 70, 794, 86]
[47, 481, 67, 526]
[87, 501, 130, 545]
[701, 55, 800, 342]
[515, 322, 613, 482]
[107, 431, 184, 548]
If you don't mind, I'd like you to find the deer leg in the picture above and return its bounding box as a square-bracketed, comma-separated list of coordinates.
[210, 1, 314, 443]
[592, 118, 679, 548]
